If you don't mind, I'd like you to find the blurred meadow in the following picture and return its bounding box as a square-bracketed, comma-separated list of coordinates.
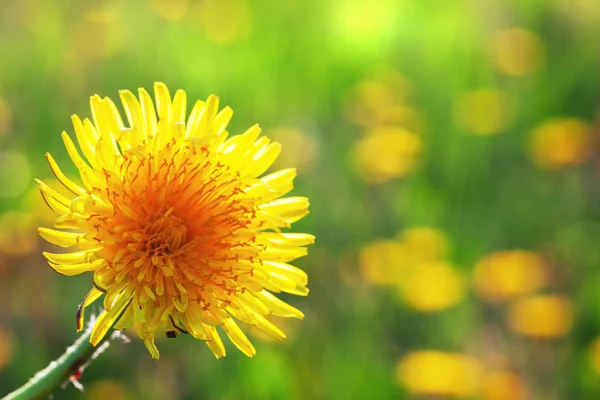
[1, 0, 600, 399]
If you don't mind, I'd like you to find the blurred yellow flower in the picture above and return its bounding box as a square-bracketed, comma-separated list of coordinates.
[473, 250, 547, 303]
[0, 96, 11, 137]
[396, 351, 482, 397]
[589, 336, 600, 375]
[359, 240, 406, 285]
[353, 126, 421, 183]
[528, 118, 592, 169]
[454, 88, 509, 135]
[0, 326, 15, 370]
[346, 74, 420, 130]
[85, 380, 129, 400]
[152, 0, 190, 21]
[491, 28, 544, 76]
[399, 227, 449, 265]
[0, 151, 32, 198]
[72, 9, 123, 60]
[270, 127, 319, 174]
[37, 83, 313, 359]
[197, 0, 251, 44]
[507, 295, 573, 338]
[0, 211, 38, 256]
[401, 261, 465, 312]
[481, 370, 530, 400]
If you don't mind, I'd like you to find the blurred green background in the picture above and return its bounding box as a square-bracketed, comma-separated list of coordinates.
[1, 0, 600, 399]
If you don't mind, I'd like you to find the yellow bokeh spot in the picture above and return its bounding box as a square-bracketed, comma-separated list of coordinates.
[152, 0, 190, 21]
[0, 96, 12, 137]
[85, 380, 129, 400]
[396, 351, 482, 397]
[0, 151, 32, 197]
[481, 370, 530, 400]
[359, 240, 406, 285]
[507, 295, 573, 338]
[473, 250, 547, 303]
[491, 28, 544, 76]
[589, 336, 600, 375]
[198, 0, 251, 44]
[270, 127, 319, 174]
[353, 126, 422, 183]
[454, 88, 509, 135]
[0, 211, 38, 256]
[71, 9, 122, 60]
[399, 227, 449, 265]
[528, 118, 592, 169]
[346, 70, 420, 130]
[0, 327, 15, 370]
[401, 261, 465, 312]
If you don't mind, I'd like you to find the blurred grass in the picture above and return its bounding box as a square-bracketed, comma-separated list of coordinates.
[1, 0, 600, 399]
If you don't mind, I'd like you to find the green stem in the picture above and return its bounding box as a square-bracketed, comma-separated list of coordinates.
[2, 325, 105, 400]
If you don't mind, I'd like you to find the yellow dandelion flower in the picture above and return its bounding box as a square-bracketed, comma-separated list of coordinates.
[590, 336, 600, 375]
[528, 118, 592, 169]
[353, 126, 422, 183]
[396, 351, 482, 397]
[358, 239, 406, 285]
[398, 227, 449, 265]
[481, 370, 530, 400]
[491, 28, 544, 76]
[507, 295, 573, 338]
[400, 261, 465, 312]
[473, 250, 547, 303]
[37, 83, 313, 359]
[454, 88, 509, 136]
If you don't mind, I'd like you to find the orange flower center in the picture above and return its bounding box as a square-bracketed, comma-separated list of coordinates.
[88, 140, 262, 315]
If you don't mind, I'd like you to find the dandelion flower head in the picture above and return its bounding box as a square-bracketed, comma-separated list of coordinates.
[37, 83, 313, 359]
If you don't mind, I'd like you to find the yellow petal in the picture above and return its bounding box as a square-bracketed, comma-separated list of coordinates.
[37, 180, 70, 215]
[144, 336, 160, 359]
[72, 115, 98, 167]
[248, 141, 281, 177]
[247, 309, 286, 340]
[253, 290, 305, 319]
[48, 259, 104, 276]
[261, 260, 308, 285]
[222, 318, 255, 357]
[171, 89, 187, 123]
[154, 82, 172, 123]
[45, 153, 86, 196]
[76, 287, 104, 331]
[43, 250, 98, 265]
[260, 246, 308, 263]
[203, 324, 226, 359]
[38, 228, 88, 248]
[90, 292, 133, 345]
[259, 197, 310, 224]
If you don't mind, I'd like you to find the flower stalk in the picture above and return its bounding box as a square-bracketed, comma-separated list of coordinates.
[2, 324, 107, 400]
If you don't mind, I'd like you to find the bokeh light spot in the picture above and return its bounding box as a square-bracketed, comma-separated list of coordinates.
[400, 261, 465, 312]
[491, 28, 544, 76]
[481, 370, 530, 400]
[0, 151, 32, 198]
[270, 126, 319, 175]
[353, 126, 421, 183]
[473, 250, 547, 303]
[528, 118, 593, 169]
[396, 351, 482, 397]
[507, 294, 573, 338]
[454, 88, 509, 136]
